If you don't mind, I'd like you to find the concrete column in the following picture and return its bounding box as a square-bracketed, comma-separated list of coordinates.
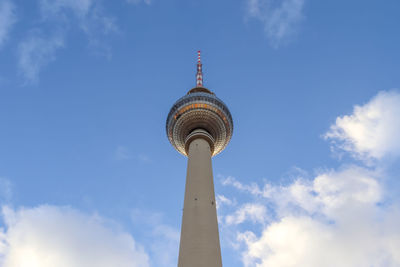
[178, 138, 222, 267]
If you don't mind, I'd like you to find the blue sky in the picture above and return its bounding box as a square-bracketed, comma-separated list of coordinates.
[1, 0, 400, 266]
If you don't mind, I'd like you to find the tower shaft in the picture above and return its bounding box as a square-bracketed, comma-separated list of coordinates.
[178, 138, 222, 267]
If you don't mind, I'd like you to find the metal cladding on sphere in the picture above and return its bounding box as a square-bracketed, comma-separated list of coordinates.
[166, 87, 233, 156]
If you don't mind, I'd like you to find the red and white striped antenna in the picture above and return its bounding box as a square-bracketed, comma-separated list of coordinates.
[196, 50, 203, 87]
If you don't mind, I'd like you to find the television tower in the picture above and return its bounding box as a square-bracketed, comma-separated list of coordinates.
[166, 51, 233, 267]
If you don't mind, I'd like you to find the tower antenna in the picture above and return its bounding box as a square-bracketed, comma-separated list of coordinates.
[196, 50, 203, 87]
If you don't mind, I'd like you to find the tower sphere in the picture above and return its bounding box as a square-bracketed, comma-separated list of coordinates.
[166, 86, 233, 157]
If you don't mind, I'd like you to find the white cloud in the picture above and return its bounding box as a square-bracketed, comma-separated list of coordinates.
[0, 0, 16, 48]
[325, 90, 400, 162]
[216, 194, 235, 209]
[246, 0, 305, 47]
[224, 167, 400, 267]
[238, 211, 400, 267]
[220, 90, 400, 266]
[222, 176, 264, 196]
[18, 33, 64, 83]
[225, 203, 267, 225]
[312, 167, 381, 217]
[0, 205, 150, 267]
[223, 166, 381, 218]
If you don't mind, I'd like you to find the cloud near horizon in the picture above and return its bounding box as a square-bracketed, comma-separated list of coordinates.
[223, 165, 400, 267]
[220, 90, 400, 267]
[0, 205, 150, 267]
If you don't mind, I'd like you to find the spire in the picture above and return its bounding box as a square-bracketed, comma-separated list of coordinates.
[196, 50, 203, 87]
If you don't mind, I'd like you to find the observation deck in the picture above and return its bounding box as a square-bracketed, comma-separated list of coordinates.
[166, 86, 233, 157]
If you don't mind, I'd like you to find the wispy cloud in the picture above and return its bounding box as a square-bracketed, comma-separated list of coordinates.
[246, 0, 305, 47]
[216, 194, 235, 209]
[0, 177, 12, 203]
[0, 0, 16, 49]
[38, 0, 118, 42]
[114, 146, 151, 163]
[115, 145, 132, 160]
[126, 0, 151, 5]
[222, 176, 264, 196]
[137, 154, 151, 163]
[17, 32, 64, 83]
[131, 209, 179, 267]
[220, 90, 400, 266]
[0, 205, 149, 267]
[225, 203, 267, 225]
[39, 0, 118, 55]
[17, 0, 118, 83]
[39, 0, 92, 18]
